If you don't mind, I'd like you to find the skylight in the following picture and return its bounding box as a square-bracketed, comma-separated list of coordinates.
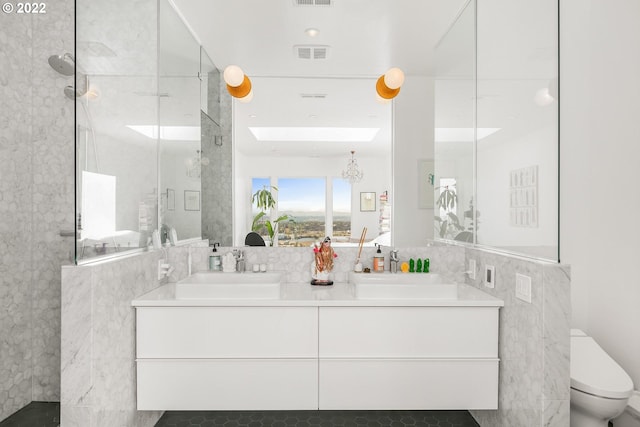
[435, 128, 501, 142]
[248, 127, 380, 142]
[126, 125, 201, 141]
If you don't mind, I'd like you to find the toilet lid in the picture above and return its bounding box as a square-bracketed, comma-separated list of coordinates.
[571, 337, 634, 399]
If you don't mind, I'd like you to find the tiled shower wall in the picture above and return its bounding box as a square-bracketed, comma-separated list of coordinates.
[465, 248, 571, 427]
[0, 1, 74, 421]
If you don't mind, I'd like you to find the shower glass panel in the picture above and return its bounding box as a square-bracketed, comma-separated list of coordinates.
[75, 0, 159, 262]
[158, 0, 202, 243]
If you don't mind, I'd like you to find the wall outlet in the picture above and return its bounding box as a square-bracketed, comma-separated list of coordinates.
[515, 273, 532, 303]
[484, 265, 495, 288]
[467, 259, 476, 280]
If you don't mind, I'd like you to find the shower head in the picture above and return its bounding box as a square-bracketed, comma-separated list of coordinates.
[48, 53, 75, 76]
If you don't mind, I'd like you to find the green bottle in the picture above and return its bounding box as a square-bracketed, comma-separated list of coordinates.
[409, 258, 415, 272]
[424, 258, 430, 273]
[416, 259, 422, 273]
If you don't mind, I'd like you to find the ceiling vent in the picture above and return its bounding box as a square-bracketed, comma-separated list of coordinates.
[294, 45, 330, 60]
[300, 93, 327, 99]
[293, 0, 332, 6]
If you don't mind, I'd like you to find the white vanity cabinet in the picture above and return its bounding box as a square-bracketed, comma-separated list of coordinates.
[133, 283, 502, 411]
[318, 306, 500, 410]
[135, 306, 318, 410]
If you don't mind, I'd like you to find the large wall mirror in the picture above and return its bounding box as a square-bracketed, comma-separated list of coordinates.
[171, 0, 465, 249]
[435, 0, 559, 261]
[74, 0, 558, 262]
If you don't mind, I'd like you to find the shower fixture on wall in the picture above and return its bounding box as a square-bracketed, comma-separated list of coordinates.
[48, 53, 75, 76]
[48, 52, 93, 100]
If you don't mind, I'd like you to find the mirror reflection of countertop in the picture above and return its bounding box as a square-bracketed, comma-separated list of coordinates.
[131, 281, 504, 307]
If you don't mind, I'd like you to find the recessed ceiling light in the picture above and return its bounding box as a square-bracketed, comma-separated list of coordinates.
[305, 28, 320, 37]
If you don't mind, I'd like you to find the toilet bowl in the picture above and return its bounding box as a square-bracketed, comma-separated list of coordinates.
[571, 329, 634, 427]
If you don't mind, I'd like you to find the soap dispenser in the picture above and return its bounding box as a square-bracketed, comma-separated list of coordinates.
[209, 242, 221, 271]
[373, 244, 385, 272]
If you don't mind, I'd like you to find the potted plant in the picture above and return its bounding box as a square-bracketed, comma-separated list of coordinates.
[251, 185, 293, 246]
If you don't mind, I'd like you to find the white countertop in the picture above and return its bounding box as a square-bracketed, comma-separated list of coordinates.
[131, 282, 504, 307]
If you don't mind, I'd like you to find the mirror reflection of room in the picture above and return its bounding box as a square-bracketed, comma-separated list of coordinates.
[74, 0, 557, 262]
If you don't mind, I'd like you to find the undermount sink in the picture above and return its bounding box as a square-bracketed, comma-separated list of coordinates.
[175, 272, 282, 299]
[349, 271, 458, 300]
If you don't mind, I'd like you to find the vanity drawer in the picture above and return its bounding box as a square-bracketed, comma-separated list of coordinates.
[137, 358, 318, 410]
[318, 358, 499, 410]
[319, 307, 498, 358]
[136, 306, 318, 358]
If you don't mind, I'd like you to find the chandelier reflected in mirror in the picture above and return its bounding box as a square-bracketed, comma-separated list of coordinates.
[342, 150, 363, 184]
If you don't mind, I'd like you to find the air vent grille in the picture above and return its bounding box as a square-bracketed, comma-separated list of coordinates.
[294, 45, 330, 60]
[294, 0, 332, 6]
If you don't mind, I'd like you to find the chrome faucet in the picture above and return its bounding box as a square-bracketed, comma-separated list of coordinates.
[390, 249, 400, 273]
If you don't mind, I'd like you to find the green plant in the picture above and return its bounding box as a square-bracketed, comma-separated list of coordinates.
[434, 186, 479, 242]
[252, 185, 278, 212]
[436, 184, 457, 211]
[434, 183, 463, 239]
[250, 185, 293, 246]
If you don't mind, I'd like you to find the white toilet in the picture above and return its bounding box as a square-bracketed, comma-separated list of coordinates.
[571, 329, 634, 427]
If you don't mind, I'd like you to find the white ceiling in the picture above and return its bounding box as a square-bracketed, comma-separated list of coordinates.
[171, 0, 469, 157]
[172, 0, 468, 78]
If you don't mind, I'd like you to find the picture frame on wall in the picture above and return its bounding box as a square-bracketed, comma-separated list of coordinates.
[184, 190, 200, 211]
[360, 192, 376, 212]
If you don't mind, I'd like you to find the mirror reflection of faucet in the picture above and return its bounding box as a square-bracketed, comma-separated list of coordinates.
[390, 249, 400, 273]
[233, 249, 246, 273]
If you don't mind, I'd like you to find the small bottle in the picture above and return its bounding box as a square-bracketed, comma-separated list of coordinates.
[409, 258, 415, 272]
[416, 259, 423, 273]
[209, 242, 221, 271]
[424, 258, 430, 273]
[373, 244, 385, 272]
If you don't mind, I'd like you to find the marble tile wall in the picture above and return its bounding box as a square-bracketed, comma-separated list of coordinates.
[201, 76, 232, 246]
[61, 251, 165, 427]
[0, 0, 74, 421]
[31, 2, 75, 402]
[166, 243, 466, 285]
[464, 248, 571, 427]
[0, 10, 34, 420]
